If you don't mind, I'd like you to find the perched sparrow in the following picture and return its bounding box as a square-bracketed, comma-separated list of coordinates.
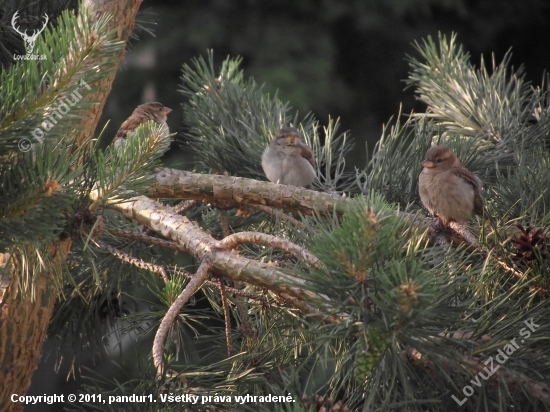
[261, 127, 316, 188]
[112, 102, 172, 148]
[419, 145, 483, 225]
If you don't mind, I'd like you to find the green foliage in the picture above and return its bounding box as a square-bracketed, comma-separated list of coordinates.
[298, 196, 483, 409]
[179, 51, 356, 191]
[61, 34, 550, 412]
[0, 9, 123, 154]
[4, 11, 550, 409]
[180, 51, 290, 178]
[91, 121, 174, 207]
[361, 32, 550, 217]
[0, 144, 80, 250]
[0, 9, 123, 252]
[408, 34, 526, 139]
[491, 155, 550, 221]
[0, 2, 177, 378]
[354, 327, 389, 381]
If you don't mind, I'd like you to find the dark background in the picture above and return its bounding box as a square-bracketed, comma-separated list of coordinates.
[6, 0, 548, 409]
[99, 0, 550, 170]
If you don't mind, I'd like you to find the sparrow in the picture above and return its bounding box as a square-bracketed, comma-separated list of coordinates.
[418, 145, 483, 225]
[112, 102, 172, 148]
[261, 127, 316, 188]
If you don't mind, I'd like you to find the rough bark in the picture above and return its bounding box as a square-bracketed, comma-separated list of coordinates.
[150, 168, 349, 216]
[0, 240, 71, 412]
[92, 194, 314, 303]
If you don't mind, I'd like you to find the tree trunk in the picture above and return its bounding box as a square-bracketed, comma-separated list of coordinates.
[0, 242, 70, 412]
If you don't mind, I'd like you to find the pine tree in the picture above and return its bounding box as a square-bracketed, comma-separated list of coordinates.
[0, 0, 142, 409]
[1, 1, 549, 411]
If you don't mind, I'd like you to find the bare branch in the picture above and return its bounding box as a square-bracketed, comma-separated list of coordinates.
[446, 222, 526, 279]
[91, 193, 316, 304]
[109, 228, 184, 252]
[218, 198, 234, 356]
[219, 209, 231, 239]
[103, 231, 267, 303]
[153, 260, 212, 379]
[150, 168, 349, 216]
[96, 239, 169, 281]
[165, 266, 265, 302]
[448, 221, 479, 246]
[219, 231, 322, 269]
[236, 296, 257, 339]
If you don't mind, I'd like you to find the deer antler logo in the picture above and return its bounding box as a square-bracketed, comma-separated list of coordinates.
[11, 11, 49, 54]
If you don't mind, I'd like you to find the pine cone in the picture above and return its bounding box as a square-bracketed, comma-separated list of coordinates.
[510, 224, 549, 265]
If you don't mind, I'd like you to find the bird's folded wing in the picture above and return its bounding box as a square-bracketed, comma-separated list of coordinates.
[453, 167, 483, 215]
[299, 143, 316, 168]
[115, 117, 141, 139]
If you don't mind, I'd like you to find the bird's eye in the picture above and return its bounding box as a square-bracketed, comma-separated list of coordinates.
[436, 159, 442, 163]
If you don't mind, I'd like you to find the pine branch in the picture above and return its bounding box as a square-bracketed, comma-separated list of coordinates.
[0, 8, 124, 154]
[219, 232, 321, 269]
[91, 122, 173, 208]
[96, 238, 169, 281]
[109, 227, 184, 252]
[406, 33, 541, 144]
[150, 168, 349, 216]
[95, 232, 267, 302]
[153, 260, 212, 379]
[0, 1, 143, 405]
[90, 191, 317, 304]
[180, 52, 356, 193]
[105, 229, 266, 304]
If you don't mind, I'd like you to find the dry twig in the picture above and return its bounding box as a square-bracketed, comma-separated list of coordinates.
[218, 278, 233, 357]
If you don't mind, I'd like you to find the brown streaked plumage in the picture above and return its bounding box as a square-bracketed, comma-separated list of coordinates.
[261, 127, 316, 188]
[113, 102, 172, 148]
[419, 145, 483, 225]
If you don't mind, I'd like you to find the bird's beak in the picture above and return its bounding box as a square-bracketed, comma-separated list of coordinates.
[285, 134, 298, 144]
[421, 160, 434, 168]
[164, 107, 173, 115]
